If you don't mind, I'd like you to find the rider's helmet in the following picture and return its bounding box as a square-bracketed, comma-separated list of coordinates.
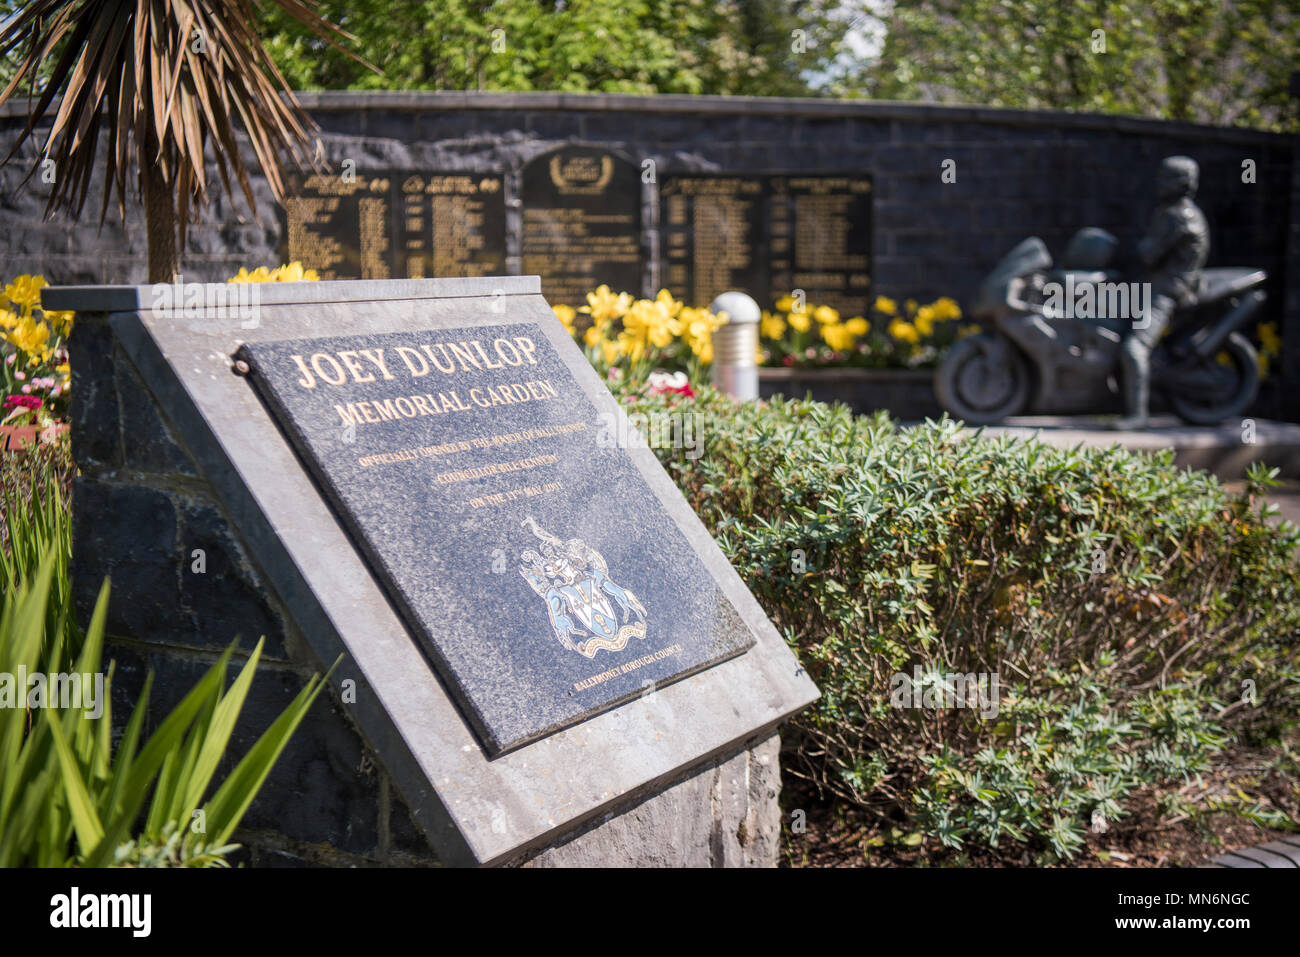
[1157, 156, 1199, 201]
[1061, 227, 1119, 271]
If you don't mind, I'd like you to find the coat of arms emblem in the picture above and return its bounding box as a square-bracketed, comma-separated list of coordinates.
[518, 516, 648, 658]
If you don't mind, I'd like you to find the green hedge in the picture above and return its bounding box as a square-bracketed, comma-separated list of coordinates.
[632, 387, 1300, 859]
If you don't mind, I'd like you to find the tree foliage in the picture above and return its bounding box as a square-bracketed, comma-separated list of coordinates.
[858, 0, 1299, 132]
[256, 0, 857, 96]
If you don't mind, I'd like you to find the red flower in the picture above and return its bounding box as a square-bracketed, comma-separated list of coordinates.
[3, 395, 42, 410]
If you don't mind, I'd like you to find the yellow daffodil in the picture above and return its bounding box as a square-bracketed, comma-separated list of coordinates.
[760, 311, 787, 340]
[7, 314, 52, 361]
[1258, 321, 1281, 356]
[821, 322, 855, 351]
[43, 309, 74, 336]
[600, 338, 624, 365]
[775, 295, 797, 313]
[845, 317, 869, 336]
[873, 296, 897, 316]
[229, 266, 273, 283]
[580, 284, 633, 322]
[618, 329, 648, 363]
[788, 310, 811, 333]
[679, 306, 725, 362]
[654, 288, 683, 318]
[4, 274, 46, 309]
[932, 297, 962, 321]
[552, 304, 577, 336]
[915, 306, 936, 338]
[623, 298, 680, 349]
[0, 309, 19, 332]
[813, 305, 839, 326]
[888, 318, 920, 344]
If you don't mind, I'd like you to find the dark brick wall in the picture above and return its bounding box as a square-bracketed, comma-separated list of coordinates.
[4, 90, 1296, 416]
[1285, 86, 1300, 422]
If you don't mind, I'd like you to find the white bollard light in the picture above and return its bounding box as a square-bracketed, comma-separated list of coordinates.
[709, 291, 761, 400]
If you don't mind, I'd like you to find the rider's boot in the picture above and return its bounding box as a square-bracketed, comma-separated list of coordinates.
[1113, 338, 1150, 431]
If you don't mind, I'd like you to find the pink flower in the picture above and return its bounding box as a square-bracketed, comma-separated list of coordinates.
[20, 384, 30, 393]
[3, 394, 42, 410]
[645, 371, 696, 399]
[14, 370, 24, 381]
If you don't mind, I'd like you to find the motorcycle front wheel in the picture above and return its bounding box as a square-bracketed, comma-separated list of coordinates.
[934, 334, 1032, 425]
[1164, 332, 1259, 426]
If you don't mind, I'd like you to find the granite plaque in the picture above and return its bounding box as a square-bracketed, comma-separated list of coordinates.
[659, 173, 873, 315]
[282, 171, 506, 280]
[237, 323, 753, 754]
[521, 146, 643, 304]
[50, 276, 818, 864]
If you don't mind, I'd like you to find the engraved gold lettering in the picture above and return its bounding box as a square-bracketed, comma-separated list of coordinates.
[470, 340, 505, 370]
[446, 342, 482, 371]
[360, 348, 395, 380]
[337, 350, 375, 383]
[421, 344, 456, 374]
[290, 355, 316, 389]
[494, 338, 524, 366]
[397, 346, 429, 377]
[311, 353, 347, 385]
[514, 337, 539, 365]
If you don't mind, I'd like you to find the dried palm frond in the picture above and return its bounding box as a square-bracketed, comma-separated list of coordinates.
[0, 0, 372, 280]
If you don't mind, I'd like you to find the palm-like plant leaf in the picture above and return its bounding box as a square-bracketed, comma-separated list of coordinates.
[0, 0, 371, 280]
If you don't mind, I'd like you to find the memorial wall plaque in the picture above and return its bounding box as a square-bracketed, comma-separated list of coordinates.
[659, 174, 873, 316]
[283, 171, 506, 281]
[771, 175, 873, 317]
[661, 176, 766, 309]
[521, 146, 643, 305]
[238, 322, 753, 755]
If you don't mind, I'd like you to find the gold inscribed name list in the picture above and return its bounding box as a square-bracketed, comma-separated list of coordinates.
[572, 643, 685, 692]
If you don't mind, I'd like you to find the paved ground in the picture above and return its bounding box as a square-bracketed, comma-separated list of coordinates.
[950, 415, 1300, 486]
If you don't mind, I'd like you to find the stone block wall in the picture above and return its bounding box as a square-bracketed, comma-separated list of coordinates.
[66, 307, 784, 866]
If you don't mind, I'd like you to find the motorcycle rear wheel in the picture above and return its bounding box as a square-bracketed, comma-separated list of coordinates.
[934, 334, 1032, 425]
[1164, 332, 1259, 426]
